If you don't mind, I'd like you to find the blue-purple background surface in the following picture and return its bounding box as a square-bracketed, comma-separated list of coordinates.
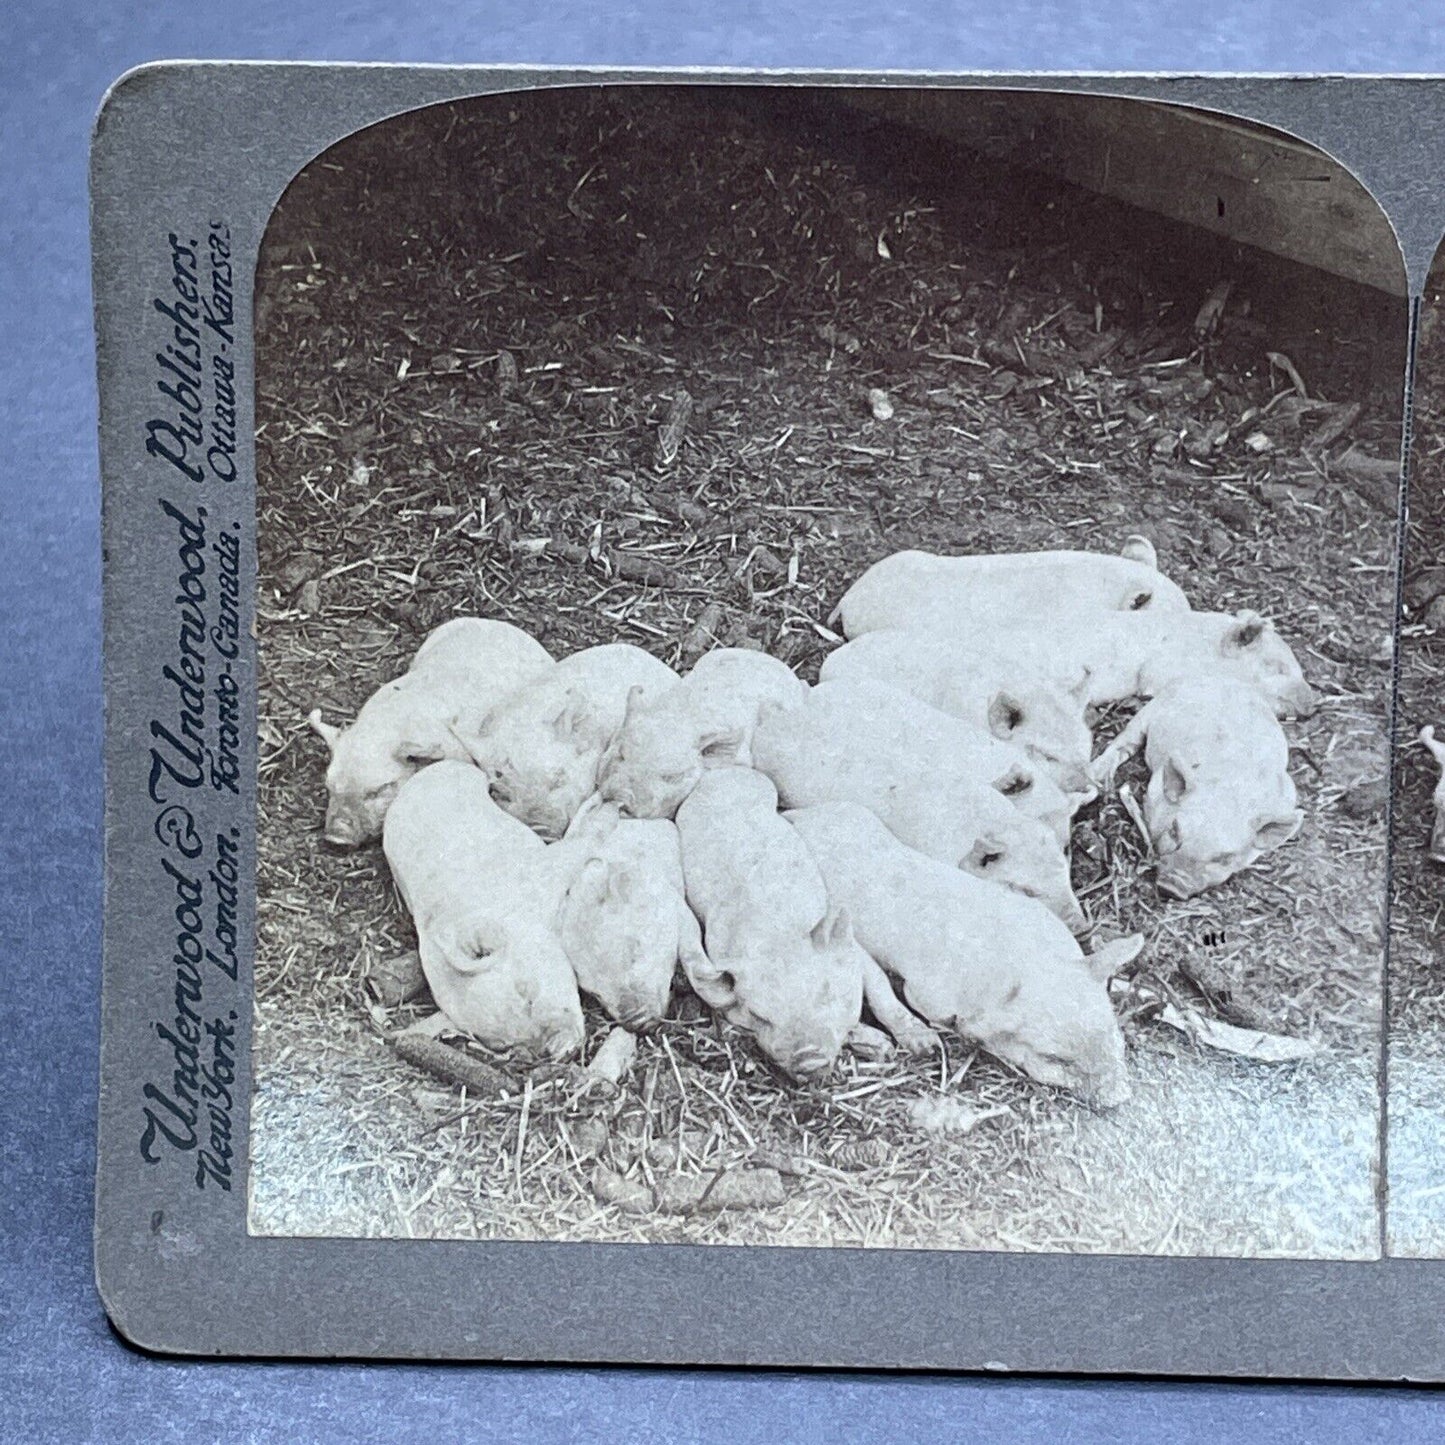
[8, 2, 1445, 1437]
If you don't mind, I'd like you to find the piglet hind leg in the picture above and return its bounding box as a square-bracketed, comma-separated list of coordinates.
[675, 896, 711, 980]
[860, 954, 942, 1056]
[398, 1008, 464, 1041]
[1089, 705, 1152, 791]
[846, 1022, 896, 1059]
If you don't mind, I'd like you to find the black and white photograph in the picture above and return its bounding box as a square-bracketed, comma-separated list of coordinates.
[1388, 248, 1445, 1258]
[246, 85, 1406, 1257]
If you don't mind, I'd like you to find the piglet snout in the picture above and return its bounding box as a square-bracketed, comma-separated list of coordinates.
[1287, 682, 1319, 718]
[323, 809, 368, 848]
[785, 1047, 833, 1080]
[1083, 1073, 1133, 1111]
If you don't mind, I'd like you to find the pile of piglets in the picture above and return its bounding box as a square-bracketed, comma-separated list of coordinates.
[308, 535, 1315, 1111]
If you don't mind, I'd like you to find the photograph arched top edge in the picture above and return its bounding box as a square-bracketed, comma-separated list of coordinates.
[90, 64, 1445, 291]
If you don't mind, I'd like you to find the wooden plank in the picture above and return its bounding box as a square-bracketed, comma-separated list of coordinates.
[837, 89, 1406, 297]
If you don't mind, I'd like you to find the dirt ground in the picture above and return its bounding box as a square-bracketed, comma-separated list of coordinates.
[1387, 273, 1445, 1255]
[249, 87, 1405, 1256]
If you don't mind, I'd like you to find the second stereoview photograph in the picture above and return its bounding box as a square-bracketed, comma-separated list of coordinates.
[246, 86, 1407, 1256]
[1390, 251, 1445, 1259]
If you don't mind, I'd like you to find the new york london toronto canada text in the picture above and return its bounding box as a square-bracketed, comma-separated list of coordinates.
[137, 224, 244, 1192]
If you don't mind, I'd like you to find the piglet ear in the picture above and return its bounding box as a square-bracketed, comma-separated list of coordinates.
[396, 722, 450, 767]
[698, 726, 746, 764]
[683, 948, 738, 1008]
[1120, 534, 1158, 569]
[1161, 759, 1189, 804]
[1084, 933, 1145, 984]
[755, 698, 788, 727]
[565, 855, 610, 905]
[564, 792, 616, 842]
[307, 708, 342, 753]
[1253, 810, 1303, 848]
[551, 688, 593, 740]
[453, 918, 504, 975]
[446, 720, 489, 770]
[993, 765, 1034, 799]
[622, 684, 646, 722]
[1065, 668, 1093, 706]
[964, 837, 1005, 871]
[1222, 610, 1268, 654]
[810, 907, 850, 951]
[986, 691, 1026, 739]
[594, 729, 623, 784]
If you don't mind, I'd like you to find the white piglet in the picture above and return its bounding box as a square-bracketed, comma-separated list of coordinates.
[1090, 674, 1304, 898]
[597, 647, 808, 819]
[750, 696, 1087, 932]
[454, 642, 680, 840]
[308, 617, 553, 845]
[788, 678, 1073, 842]
[832, 538, 1189, 638]
[835, 608, 1316, 722]
[820, 630, 1095, 800]
[788, 801, 1141, 1109]
[555, 800, 705, 1030]
[1421, 726, 1445, 863]
[674, 767, 864, 1079]
[381, 761, 585, 1059]
[1068, 609, 1317, 719]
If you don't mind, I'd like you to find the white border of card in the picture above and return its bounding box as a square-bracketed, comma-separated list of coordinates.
[93, 63, 1445, 1375]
